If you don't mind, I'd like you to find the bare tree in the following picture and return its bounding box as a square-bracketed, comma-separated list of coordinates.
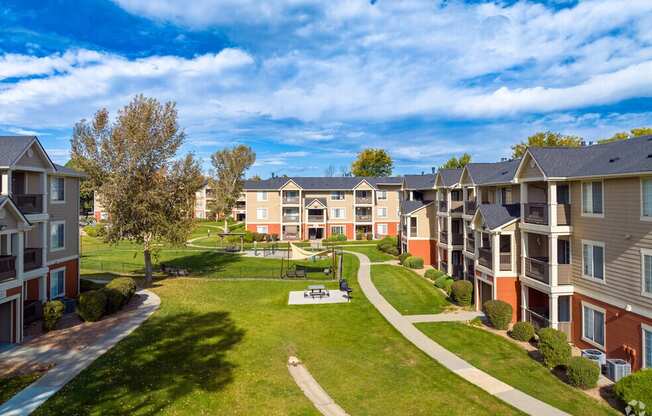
[324, 165, 335, 177]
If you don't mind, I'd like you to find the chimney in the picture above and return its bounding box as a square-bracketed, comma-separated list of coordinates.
[500, 157, 507, 162]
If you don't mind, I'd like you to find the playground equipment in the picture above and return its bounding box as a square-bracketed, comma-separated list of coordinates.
[281, 243, 341, 279]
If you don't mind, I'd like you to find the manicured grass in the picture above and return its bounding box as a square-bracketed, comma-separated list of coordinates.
[371, 265, 449, 315]
[0, 373, 42, 405]
[36, 256, 521, 416]
[341, 245, 395, 262]
[417, 322, 619, 416]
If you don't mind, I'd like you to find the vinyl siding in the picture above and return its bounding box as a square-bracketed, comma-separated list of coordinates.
[246, 191, 280, 222]
[47, 175, 80, 261]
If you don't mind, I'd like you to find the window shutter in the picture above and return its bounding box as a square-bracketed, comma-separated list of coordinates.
[646, 330, 652, 368]
[645, 255, 652, 294]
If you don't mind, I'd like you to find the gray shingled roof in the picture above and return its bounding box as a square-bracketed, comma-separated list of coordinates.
[527, 135, 652, 178]
[0, 136, 35, 167]
[53, 163, 86, 178]
[244, 176, 403, 190]
[403, 174, 436, 190]
[465, 159, 521, 185]
[304, 197, 327, 208]
[400, 199, 433, 215]
[437, 168, 463, 187]
[476, 203, 520, 230]
[0, 195, 30, 224]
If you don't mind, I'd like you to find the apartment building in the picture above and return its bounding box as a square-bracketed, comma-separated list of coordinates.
[0, 136, 84, 345]
[435, 169, 465, 279]
[193, 183, 245, 221]
[399, 174, 438, 265]
[243, 176, 403, 240]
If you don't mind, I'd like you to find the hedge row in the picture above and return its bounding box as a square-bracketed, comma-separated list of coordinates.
[377, 237, 399, 256]
[402, 256, 424, 269]
[77, 277, 137, 322]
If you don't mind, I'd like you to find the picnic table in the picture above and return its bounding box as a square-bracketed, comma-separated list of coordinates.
[304, 284, 329, 299]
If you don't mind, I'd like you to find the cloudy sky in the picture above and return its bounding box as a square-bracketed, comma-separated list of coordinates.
[2, 0, 652, 177]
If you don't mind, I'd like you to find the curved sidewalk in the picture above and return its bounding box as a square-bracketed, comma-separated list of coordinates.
[350, 252, 568, 416]
[0, 290, 161, 416]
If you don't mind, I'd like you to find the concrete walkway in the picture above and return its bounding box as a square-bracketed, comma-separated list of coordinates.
[348, 251, 568, 416]
[405, 310, 483, 323]
[287, 356, 349, 416]
[0, 290, 161, 416]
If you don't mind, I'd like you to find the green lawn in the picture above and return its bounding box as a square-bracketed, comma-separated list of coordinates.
[36, 248, 522, 415]
[371, 265, 449, 315]
[0, 373, 42, 405]
[417, 322, 619, 416]
[341, 245, 395, 262]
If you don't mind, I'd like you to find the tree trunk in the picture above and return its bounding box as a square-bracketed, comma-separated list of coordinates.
[224, 217, 229, 234]
[144, 249, 153, 286]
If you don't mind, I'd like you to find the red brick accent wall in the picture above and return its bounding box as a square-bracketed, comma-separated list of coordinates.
[25, 279, 40, 301]
[407, 239, 438, 266]
[48, 258, 80, 299]
[572, 293, 652, 371]
[325, 223, 354, 240]
[246, 223, 281, 236]
[495, 276, 520, 323]
[6, 286, 21, 297]
[376, 222, 399, 237]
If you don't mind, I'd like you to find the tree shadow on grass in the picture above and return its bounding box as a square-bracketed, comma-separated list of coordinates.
[34, 311, 245, 416]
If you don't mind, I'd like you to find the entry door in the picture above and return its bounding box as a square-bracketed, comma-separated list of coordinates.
[480, 281, 493, 306]
[0, 301, 13, 343]
[308, 228, 324, 240]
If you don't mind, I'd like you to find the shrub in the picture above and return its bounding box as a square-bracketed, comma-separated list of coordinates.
[325, 234, 347, 242]
[442, 278, 454, 296]
[434, 275, 449, 288]
[424, 269, 444, 280]
[469, 317, 483, 327]
[101, 287, 124, 314]
[398, 252, 412, 264]
[77, 290, 107, 322]
[403, 256, 424, 269]
[80, 278, 105, 293]
[614, 369, 652, 410]
[483, 299, 512, 330]
[377, 236, 398, 253]
[103, 277, 137, 313]
[384, 245, 399, 256]
[510, 321, 535, 342]
[243, 231, 255, 243]
[84, 225, 97, 237]
[451, 280, 473, 306]
[566, 357, 600, 389]
[43, 300, 65, 331]
[538, 328, 571, 369]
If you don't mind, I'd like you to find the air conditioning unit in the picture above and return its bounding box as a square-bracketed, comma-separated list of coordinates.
[581, 349, 606, 367]
[606, 359, 631, 382]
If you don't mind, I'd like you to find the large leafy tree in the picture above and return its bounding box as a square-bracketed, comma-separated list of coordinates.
[440, 153, 471, 169]
[351, 148, 393, 177]
[71, 95, 204, 285]
[599, 127, 652, 143]
[511, 131, 582, 158]
[209, 145, 256, 233]
[64, 158, 94, 213]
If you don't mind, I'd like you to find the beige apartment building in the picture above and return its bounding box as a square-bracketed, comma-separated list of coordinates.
[192, 183, 245, 221]
[243, 176, 403, 240]
[0, 136, 84, 345]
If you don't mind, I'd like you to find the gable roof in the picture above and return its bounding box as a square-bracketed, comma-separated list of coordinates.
[403, 174, 436, 190]
[465, 159, 521, 186]
[243, 176, 403, 191]
[400, 199, 433, 215]
[53, 163, 86, 178]
[0, 136, 57, 171]
[520, 135, 652, 179]
[304, 197, 327, 208]
[474, 203, 520, 230]
[436, 168, 463, 188]
[0, 196, 31, 226]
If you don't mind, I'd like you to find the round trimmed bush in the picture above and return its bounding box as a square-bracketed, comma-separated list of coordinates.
[398, 252, 412, 264]
[511, 321, 535, 342]
[537, 327, 571, 369]
[424, 269, 444, 280]
[614, 369, 652, 410]
[384, 245, 399, 256]
[451, 280, 473, 306]
[483, 299, 512, 330]
[77, 290, 107, 322]
[43, 300, 65, 331]
[107, 277, 137, 302]
[403, 256, 424, 269]
[101, 287, 123, 314]
[442, 279, 454, 296]
[376, 236, 398, 253]
[434, 275, 448, 288]
[566, 356, 600, 389]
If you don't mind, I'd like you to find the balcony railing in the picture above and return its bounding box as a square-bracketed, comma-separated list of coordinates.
[465, 200, 477, 216]
[450, 200, 464, 213]
[499, 253, 512, 271]
[524, 308, 550, 331]
[15, 194, 43, 214]
[307, 215, 325, 222]
[440, 231, 448, 243]
[0, 255, 16, 281]
[524, 203, 572, 226]
[451, 233, 464, 246]
[558, 263, 572, 285]
[24, 248, 42, 272]
[282, 196, 300, 204]
[283, 233, 299, 240]
[525, 257, 549, 284]
[356, 215, 372, 222]
[438, 200, 448, 212]
[282, 215, 300, 223]
[355, 196, 372, 204]
[478, 247, 492, 269]
[556, 204, 571, 226]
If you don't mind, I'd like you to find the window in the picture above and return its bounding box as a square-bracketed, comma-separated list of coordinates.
[331, 208, 345, 219]
[256, 225, 268, 234]
[50, 268, 65, 299]
[582, 181, 603, 216]
[256, 191, 268, 202]
[50, 221, 65, 250]
[331, 226, 344, 235]
[377, 190, 387, 200]
[582, 303, 605, 348]
[377, 207, 387, 217]
[51, 177, 65, 202]
[644, 324, 652, 369]
[377, 223, 388, 235]
[582, 241, 605, 282]
[642, 178, 652, 219]
[330, 191, 345, 200]
[642, 249, 652, 297]
[409, 217, 417, 235]
[256, 208, 268, 220]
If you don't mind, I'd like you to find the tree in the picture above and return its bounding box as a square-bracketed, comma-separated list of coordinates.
[511, 131, 582, 158]
[324, 165, 335, 177]
[209, 145, 256, 233]
[71, 95, 204, 285]
[64, 159, 94, 214]
[440, 153, 471, 169]
[249, 175, 262, 181]
[351, 148, 393, 177]
[599, 127, 652, 143]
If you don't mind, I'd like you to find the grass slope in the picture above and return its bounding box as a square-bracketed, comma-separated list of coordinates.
[341, 245, 395, 262]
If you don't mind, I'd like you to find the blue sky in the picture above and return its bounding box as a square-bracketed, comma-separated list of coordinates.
[2, 0, 652, 177]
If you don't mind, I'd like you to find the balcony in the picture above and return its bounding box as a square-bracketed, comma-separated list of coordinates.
[307, 215, 325, 223]
[478, 247, 492, 269]
[440, 230, 448, 243]
[282, 196, 300, 204]
[452, 264, 463, 279]
[355, 194, 372, 204]
[282, 215, 300, 223]
[15, 194, 44, 214]
[356, 214, 372, 222]
[438, 200, 448, 212]
[524, 203, 571, 226]
[464, 200, 477, 216]
[450, 200, 464, 214]
[465, 235, 475, 253]
[0, 256, 16, 281]
[524, 257, 572, 285]
[451, 233, 464, 246]
[499, 253, 512, 271]
[23, 248, 43, 272]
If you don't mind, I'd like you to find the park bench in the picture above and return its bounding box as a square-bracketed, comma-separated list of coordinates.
[286, 265, 307, 278]
[339, 279, 353, 300]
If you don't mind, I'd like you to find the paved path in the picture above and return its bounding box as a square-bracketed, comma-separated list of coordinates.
[405, 310, 484, 323]
[0, 290, 161, 416]
[348, 251, 568, 416]
[287, 356, 349, 416]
